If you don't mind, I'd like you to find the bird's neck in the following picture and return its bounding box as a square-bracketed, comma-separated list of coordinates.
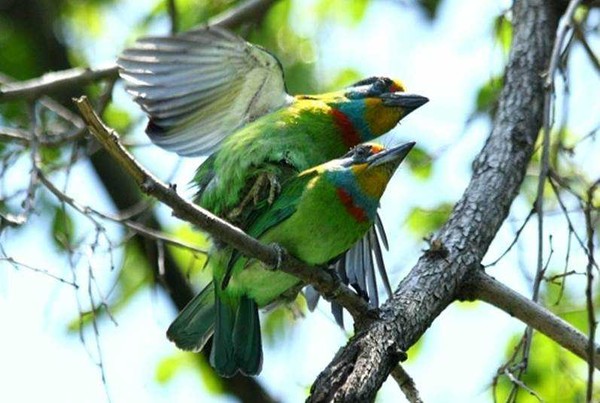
[330, 101, 375, 148]
[326, 170, 379, 223]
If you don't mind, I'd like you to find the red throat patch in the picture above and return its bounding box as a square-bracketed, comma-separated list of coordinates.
[331, 109, 361, 148]
[336, 188, 368, 222]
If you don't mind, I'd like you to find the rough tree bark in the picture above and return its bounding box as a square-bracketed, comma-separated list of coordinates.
[308, 1, 567, 401]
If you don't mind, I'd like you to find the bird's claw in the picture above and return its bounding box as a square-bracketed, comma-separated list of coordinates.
[228, 172, 281, 220]
[266, 173, 281, 205]
[268, 243, 285, 271]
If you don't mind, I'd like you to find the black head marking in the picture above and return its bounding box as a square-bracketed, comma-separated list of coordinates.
[345, 77, 398, 99]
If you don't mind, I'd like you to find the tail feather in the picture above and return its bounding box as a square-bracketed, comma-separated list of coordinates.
[167, 282, 216, 352]
[233, 296, 263, 376]
[211, 294, 263, 377]
[210, 294, 237, 377]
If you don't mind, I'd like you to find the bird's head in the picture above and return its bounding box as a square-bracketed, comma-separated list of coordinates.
[308, 142, 414, 222]
[342, 141, 415, 199]
[333, 77, 428, 140]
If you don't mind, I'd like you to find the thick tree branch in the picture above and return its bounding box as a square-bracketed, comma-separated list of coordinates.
[307, 1, 567, 401]
[459, 269, 600, 368]
[73, 96, 372, 322]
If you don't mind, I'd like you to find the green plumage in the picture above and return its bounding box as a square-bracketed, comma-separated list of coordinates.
[118, 27, 425, 374]
[168, 142, 414, 376]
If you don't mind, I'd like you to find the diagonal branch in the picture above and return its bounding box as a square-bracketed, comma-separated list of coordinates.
[73, 96, 372, 323]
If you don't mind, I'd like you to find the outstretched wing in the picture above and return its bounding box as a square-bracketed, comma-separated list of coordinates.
[117, 27, 292, 156]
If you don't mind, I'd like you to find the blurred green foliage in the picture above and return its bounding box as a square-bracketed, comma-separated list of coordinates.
[494, 13, 513, 56]
[495, 331, 596, 402]
[406, 204, 452, 237]
[405, 145, 433, 180]
[166, 225, 210, 281]
[473, 75, 503, 120]
[156, 351, 228, 395]
[315, 0, 369, 26]
[51, 206, 75, 250]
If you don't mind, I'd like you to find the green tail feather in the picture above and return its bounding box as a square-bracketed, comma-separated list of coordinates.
[210, 294, 237, 377]
[166, 282, 216, 352]
[211, 294, 263, 377]
[233, 296, 262, 375]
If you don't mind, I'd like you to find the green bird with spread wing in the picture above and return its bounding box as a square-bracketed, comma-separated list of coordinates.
[117, 27, 427, 322]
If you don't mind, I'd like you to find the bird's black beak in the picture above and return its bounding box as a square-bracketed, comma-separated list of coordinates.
[367, 141, 415, 168]
[379, 93, 429, 115]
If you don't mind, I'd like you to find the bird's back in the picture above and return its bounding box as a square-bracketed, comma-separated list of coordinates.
[195, 95, 355, 218]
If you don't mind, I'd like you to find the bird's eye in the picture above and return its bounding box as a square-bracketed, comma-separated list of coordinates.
[353, 145, 369, 161]
[373, 78, 390, 92]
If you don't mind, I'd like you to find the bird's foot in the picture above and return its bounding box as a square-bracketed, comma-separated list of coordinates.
[264, 172, 281, 205]
[267, 243, 285, 271]
[228, 172, 280, 220]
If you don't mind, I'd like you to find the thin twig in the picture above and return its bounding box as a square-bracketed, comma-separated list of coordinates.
[485, 208, 535, 267]
[573, 21, 600, 74]
[36, 169, 207, 255]
[0, 255, 78, 287]
[584, 180, 598, 402]
[522, 0, 582, 390]
[549, 172, 600, 271]
[0, 66, 118, 102]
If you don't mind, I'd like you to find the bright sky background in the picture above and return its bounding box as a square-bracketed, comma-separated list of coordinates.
[1, 0, 599, 402]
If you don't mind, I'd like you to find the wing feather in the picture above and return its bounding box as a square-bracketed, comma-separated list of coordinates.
[117, 26, 292, 156]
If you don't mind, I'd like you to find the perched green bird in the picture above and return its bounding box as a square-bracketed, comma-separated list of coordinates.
[166, 142, 414, 376]
[117, 27, 427, 321]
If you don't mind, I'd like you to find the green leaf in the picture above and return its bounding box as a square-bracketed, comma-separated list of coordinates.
[315, 0, 370, 26]
[155, 353, 196, 384]
[262, 298, 304, 345]
[156, 352, 225, 395]
[474, 76, 503, 119]
[102, 104, 133, 134]
[40, 146, 62, 166]
[405, 146, 433, 180]
[494, 331, 594, 402]
[494, 14, 513, 55]
[406, 204, 452, 237]
[405, 334, 426, 362]
[51, 206, 74, 250]
[166, 225, 210, 281]
[0, 16, 40, 79]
